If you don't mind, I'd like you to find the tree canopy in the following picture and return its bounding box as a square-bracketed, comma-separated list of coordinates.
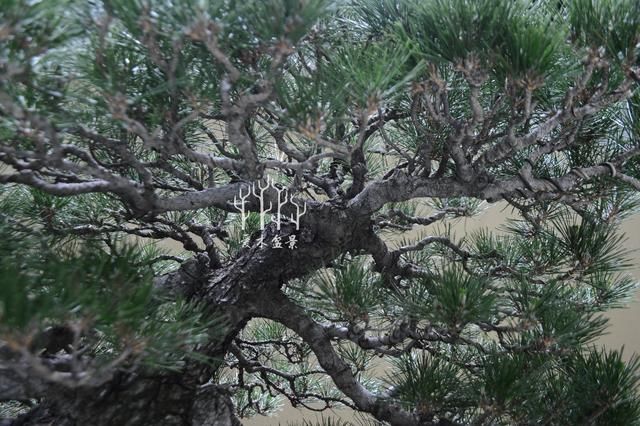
[1, 0, 640, 425]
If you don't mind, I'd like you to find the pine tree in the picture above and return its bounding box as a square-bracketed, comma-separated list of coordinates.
[1, 0, 640, 425]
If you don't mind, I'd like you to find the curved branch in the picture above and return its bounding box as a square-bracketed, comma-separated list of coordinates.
[254, 290, 419, 426]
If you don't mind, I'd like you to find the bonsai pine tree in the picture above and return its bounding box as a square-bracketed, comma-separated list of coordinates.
[2, 0, 640, 424]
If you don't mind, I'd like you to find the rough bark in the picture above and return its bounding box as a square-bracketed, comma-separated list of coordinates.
[2, 3, 639, 424]
[3, 203, 377, 425]
[11, 372, 240, 426]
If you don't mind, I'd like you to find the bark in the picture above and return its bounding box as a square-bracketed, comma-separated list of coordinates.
[3, 160, 636, 425]
[253, 291, 418, 426]
[3, 203, 376, 426]
[2, 4, 639, 425]
[10, 372, 240, 426]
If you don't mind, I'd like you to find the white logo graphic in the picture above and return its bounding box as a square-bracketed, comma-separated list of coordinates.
[233, 177, 307, 232]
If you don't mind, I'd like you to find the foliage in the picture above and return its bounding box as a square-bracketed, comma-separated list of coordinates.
[0, 212, 219, 371]
[313, 258, 384, 322]
[1, 0, 640, 424]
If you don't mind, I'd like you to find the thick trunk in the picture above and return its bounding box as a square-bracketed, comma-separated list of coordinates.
[11, 372, 240, 426]
[5, 204, 370, 426]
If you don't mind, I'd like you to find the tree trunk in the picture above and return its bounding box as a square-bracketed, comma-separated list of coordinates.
[11, 372, 241, 426]
[4, 205, 374, 426]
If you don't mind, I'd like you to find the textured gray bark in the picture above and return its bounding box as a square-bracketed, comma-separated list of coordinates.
[10, 372, 240, 426]
[1, 205, 380, 425]
[2, 3, 640, 424]
[3, 166, 638, 426]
